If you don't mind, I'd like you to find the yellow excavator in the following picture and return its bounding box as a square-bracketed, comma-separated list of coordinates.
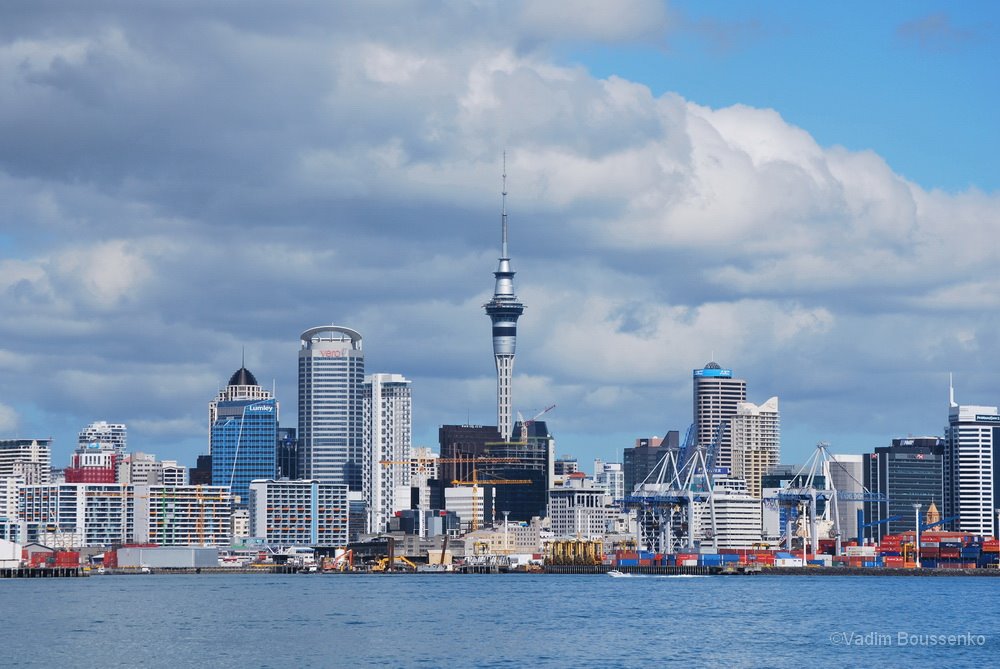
[371, 555, 418, 572]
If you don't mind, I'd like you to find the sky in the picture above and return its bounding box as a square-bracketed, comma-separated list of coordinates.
[0, 1, 998, 472]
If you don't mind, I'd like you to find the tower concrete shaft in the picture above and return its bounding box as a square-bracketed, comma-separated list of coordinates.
[484, 165, 524, 441]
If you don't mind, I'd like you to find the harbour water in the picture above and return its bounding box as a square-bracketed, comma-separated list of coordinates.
[3, 573, 997, 668]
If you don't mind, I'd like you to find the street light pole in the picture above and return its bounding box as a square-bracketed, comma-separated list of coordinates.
[913, 503, 922, 569]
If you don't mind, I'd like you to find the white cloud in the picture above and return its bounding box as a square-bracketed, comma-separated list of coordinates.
[0, 3, 996, 467]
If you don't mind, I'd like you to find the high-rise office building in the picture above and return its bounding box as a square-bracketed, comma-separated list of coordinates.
[298, 326, 365, 491]
[363, 373, 412, 534]
[276, 427, 299, 480]
[209, 365, 272, 428]
[211, 397, 278, 507]
[623, 433, 678, 494]
[483, 169, 525, 441]
[731, 398, 780, 498]
[693, 362, 747, 471]
[826, 453, 864, 542]
[437, 424, 503, 485]
[945, 389, 998, 537]
[864, 437, 944, 541]
[209, 365, 277, 507]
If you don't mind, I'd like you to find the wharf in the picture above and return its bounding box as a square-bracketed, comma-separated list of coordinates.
[546, 564, 1000, 577]
[1, 567, 87, 578]
[103, 565, 302, 575]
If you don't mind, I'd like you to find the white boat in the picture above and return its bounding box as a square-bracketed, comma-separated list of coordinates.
[607, 570, 629, 578]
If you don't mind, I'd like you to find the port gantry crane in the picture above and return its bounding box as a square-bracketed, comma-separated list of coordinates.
[618, 423, 722, 555]
[770, 442, 887, 556]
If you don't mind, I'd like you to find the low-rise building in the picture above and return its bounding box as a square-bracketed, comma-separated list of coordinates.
[18, 483, 133, 547]
[133, 485, 233, 547]
[549, 474, 623, 539]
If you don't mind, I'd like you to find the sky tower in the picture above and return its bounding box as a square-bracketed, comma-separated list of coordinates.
[484, 161, 525, 441]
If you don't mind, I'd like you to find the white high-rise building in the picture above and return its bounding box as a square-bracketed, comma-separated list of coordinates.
[698, 478, 762, 549]
[298, 326, 365, 491]
[363, 374, 412, 534]
[78, 421, 127, 457]
[945, 394, 998, 537]
[549, 477, 621, 538]
[0, 439, 52, 484]
[731, 397, 781, 498]
[826, 454, 864, 542]
[593, 459, 625, 501]
[121, 452, 162, 485]
[693, 362, 747, 471]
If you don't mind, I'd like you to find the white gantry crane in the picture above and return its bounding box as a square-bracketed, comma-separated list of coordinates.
[771, 441, 886, 556]
[619, 425, 719, 555]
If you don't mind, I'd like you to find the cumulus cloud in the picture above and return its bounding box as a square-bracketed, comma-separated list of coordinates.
[0, 2, 996, 466]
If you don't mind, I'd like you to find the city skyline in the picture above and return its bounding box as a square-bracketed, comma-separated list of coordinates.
[0, 2, 997, 470]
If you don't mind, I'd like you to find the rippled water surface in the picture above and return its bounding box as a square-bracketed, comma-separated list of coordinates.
[3, 573, 998, 667]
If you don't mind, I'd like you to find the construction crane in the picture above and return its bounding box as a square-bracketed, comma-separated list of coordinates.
[515, 405, 556, 445]
[451, 468, 531, 532]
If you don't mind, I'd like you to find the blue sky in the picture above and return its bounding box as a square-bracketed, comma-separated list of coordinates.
[0, 1, 997, 472]
[562, 1, 998, 192]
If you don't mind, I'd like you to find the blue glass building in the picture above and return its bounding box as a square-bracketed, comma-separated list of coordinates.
[211, 397, 278, 507]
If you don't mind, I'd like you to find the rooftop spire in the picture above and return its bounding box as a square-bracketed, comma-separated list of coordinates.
[501, 151, 509, 260]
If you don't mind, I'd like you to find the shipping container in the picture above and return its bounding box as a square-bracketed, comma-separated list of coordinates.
[616, 559, 638, 567]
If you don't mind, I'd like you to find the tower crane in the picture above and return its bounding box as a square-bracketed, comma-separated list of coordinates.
[515, 405, 556, 445]
[451, 468, 531, 532]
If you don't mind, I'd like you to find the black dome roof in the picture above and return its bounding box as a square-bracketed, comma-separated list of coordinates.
[705, 361, 721, 370]
[228, 366, 259, 387]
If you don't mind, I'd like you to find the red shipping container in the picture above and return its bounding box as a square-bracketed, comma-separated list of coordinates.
[103, 551, 118, 568]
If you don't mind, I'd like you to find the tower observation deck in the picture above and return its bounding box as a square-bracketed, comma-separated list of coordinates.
[484, 162, 525, 441]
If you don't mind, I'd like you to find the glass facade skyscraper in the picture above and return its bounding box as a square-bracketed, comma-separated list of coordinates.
[863, 437, 944, 541]
[298, 326, 365, 491]
[211, 397, 278, 507]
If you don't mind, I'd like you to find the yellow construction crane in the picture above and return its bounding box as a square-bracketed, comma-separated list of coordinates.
[379, 456, 520, 467]
[451, 468, 531, 532]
